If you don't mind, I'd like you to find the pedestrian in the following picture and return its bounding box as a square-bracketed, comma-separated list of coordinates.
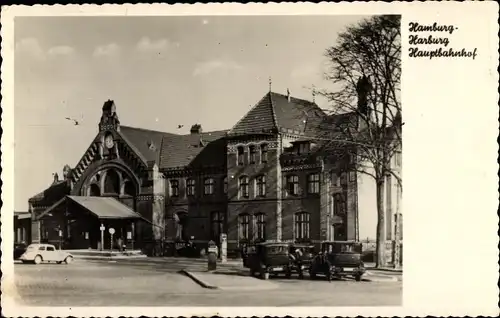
[117, 237, 123, 252]
[295, 248, 304, 279]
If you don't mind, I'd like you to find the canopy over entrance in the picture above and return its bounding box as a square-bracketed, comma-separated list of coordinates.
[38, 195, 144, 220]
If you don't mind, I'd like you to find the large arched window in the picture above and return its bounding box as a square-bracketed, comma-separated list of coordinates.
[123, 181, 135, 196]
[238, 176, 249, 198]
[89, 184, 100, 196]
[104, 169, 120, 194]
[294, 212, 310, 241]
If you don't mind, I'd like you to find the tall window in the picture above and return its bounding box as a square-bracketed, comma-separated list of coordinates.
[237, 146, 245, 166]
[307, 173, 320, 194]
[333, 193, 346, 215]
[223, 176, 228, 194]
[331, 171, 340, 187]
[286, 175, 299, 196]
[211, 211, 225, 240]
[249, 145, 256, 164]
[239, 213, 250, 240]
[239, 176, 249, 198]
[260, 144, 268, 163]
[255, 213, 266, 241]
[255, 175, 266, 197]
[186, 178, 195, 196]
[295, 212, 310, 241]
[204, 177, 214, 195]
[395, 152, 402, 167]
[170, 179, 179, 197]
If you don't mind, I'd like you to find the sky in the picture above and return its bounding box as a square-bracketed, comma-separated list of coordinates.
[14, 15, 369, 211]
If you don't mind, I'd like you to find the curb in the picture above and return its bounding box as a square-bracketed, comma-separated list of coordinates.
[179, 269, 219, 289]
[364, 273, 400, 282]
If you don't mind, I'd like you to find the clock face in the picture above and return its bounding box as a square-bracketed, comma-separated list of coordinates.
[105, 135, 114, 149]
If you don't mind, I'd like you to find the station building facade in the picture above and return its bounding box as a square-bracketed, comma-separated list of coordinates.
[27, 90, 401, 256]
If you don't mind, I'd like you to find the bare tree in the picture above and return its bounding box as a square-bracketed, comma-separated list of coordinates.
[317, 15, 402, 268]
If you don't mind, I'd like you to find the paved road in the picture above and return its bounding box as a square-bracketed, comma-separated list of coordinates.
[13, 259, 402, 307]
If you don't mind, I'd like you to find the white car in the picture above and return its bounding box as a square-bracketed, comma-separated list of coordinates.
[19, 243, 74, 265]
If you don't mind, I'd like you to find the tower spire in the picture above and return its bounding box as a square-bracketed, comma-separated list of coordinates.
[312, 84, 316, 103]
[269, 76, 272, 92]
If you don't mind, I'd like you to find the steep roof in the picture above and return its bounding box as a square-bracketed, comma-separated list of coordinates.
[159, 130, 228, 170]
[229, 92, 326, 135]
[119, 126, 177, 164]
[28, 180, 70, 204]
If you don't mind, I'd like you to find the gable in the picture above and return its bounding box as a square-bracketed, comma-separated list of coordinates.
[229, 93, 277, 135]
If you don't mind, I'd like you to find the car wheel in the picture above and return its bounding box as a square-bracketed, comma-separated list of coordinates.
[33, 255, 42, 265]
[64, 256, 73, 264]
[309, 269, 316, 279]
[355, 274, 362, 282]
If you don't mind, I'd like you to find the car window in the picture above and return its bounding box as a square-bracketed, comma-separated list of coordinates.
[27, 245, 36, 250]
[46, 246, 55, 251]
[38, 246, 46, 251]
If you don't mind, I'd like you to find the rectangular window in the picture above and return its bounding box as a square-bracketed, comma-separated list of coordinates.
[239, 176, 249, 198]
[286, 175, 299, 196]
[255, 175, 266, 197]
[294, 212, 310, 240]
[186, 178, 195, 196]
[204, 178, 214, 195]
[255, 213, 266, 241]
[237, 147, 245, 166]
[260, 144, 268, 163]
[239, 214, 250, 240]
[170, 180, 179, 197]
[249, 146, 256, 164]
[211, 211, 225, 240]
[307, 174, 320, 194]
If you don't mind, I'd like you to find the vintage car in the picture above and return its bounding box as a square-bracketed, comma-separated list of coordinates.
[243, 242, 294, 279]
[309, 241, 366, 281]
[14, 242, 28, 260]
[288, 243, 316, 277]
[19, 243, 74, 265]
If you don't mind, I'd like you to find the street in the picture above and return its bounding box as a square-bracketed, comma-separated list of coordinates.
[13, 258, 402, 306]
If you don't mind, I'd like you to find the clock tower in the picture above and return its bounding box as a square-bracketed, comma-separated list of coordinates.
[98, 100, 120, 159]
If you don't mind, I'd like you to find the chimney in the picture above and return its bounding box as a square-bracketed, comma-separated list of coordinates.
[190, 124, 202, 134]
[287, 88, 291, 102]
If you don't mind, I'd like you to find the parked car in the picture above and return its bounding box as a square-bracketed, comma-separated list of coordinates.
[19, 243, 74, 265]
[14, 242, 27, 260]
[309, 241, 366, 281]
[244, 242, 293, 279]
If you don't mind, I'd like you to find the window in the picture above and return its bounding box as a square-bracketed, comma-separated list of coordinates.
[170, 179, 179, 197]
[237, 146, 245, 166]
[239, 214, 250, 240]
[186, 178, 195, 196]
[298, 143, 309, 154]
[239, 176, 249, 198]
[340, 173, 347, 186]
[255, 175, 266, 197]
[249, 145, 256, 164]
[38, 246, 46, 251]
[295, 212, 310, 240]
[331, 172, 340, 187]
[255, 213, 266, 241]
[211, 211, 225, 240]
[223, 176, 228, 194]
[260, 144, 268, 163]
[307, 173, 320, 194]
[46, 246, 55, 251]
[395, 152, 402, 167]
[204, 178, 214, 195]
[333, 193, 346, 215]
[286, 175, 299, 196]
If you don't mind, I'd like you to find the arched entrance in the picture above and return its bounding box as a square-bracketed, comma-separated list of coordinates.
[174, 211, 189, 241]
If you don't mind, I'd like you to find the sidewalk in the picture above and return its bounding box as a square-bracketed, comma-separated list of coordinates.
[364, 262, 403, 274]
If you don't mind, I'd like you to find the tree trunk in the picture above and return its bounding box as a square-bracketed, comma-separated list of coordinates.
[375, 177, 387, 268]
